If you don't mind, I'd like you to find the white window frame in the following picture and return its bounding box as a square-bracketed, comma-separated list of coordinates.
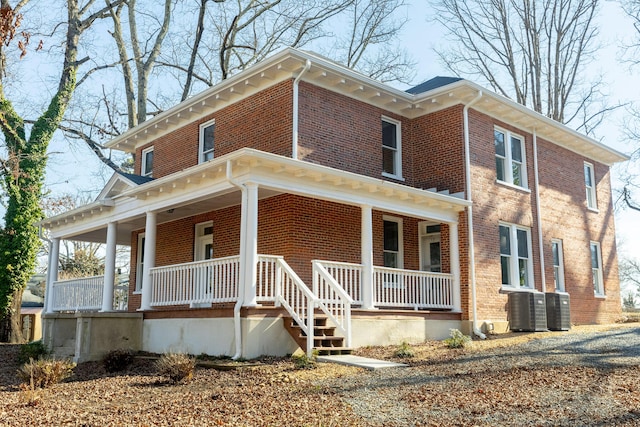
[494, 127, 528, 189]
[382, 215, 404, 269]
[199, 119, 216, 164]
[584, 162, 597, 211]
[194, 221, 213, 261]
[590, 241, 605, 297]
[381, 116, 403, 180]
[141, 146, 154, 177]
[499, 222, 534, 289]
[134, 233, 145, 293]
[551, 239, 565, 292]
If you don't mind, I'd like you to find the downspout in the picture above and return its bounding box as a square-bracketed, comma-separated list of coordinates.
[292, 59, 311, 160]
[532, 129, 546, 293]
[226, 160, 246, 360]
[463, 91, 486, 340]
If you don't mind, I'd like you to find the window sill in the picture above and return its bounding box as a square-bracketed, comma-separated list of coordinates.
[500, 286, 538, 293]
[133, 291, 142, 295]
[587, 207, 600, 214]
[495, 180, 531, 193]
[594, 293, 606, 299]
[382, 172, 405, 181]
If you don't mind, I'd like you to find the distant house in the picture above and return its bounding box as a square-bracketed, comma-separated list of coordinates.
[39, 49, 628, 362]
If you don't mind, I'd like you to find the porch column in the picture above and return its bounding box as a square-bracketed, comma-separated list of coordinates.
[45, 237, 60, 313]
[449, 222, 462, 312]
[361, 205, 375, 309]
[101, 222, 118, 312]
[243, 183, 259, 306]
[140, 211, 157, 311]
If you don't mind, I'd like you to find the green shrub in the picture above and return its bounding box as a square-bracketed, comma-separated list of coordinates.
[155, 353, 196, 383]
[103, 349, 135, 373]
[443, 329, 471, 349]
[291, 351, 317, 370]
[17, 358, 76, 388]
[17, 341, 49, 364]
[394, 341, 415, 358]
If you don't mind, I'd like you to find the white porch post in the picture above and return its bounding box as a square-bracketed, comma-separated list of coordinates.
[243, 183, 259, 306]
[449, 222, 462, 312]
[361, 205, 375, 309]
[140, 211, 157, 311]
[101, 222, 117, 312]
[45, 237, 60, 313]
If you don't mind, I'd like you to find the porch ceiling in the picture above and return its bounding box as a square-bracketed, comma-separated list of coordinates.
[40, 149, 471, 243]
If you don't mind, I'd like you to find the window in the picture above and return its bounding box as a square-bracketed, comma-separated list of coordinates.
[382, 117, 402, 179]
[551, 239, 565, 291]
[419, 222, 441, 273]
[494, 128, 527, 188]
[591, 241, 604, 296]
[135, 233, 145, 292]
[141, 147, 154, 177]
[195, 221, 213, 261]
[499, 223, 533, 288]
[584, 162, 597, 210]
[199, 119, 215, 163]
[383, 217, 403, 268]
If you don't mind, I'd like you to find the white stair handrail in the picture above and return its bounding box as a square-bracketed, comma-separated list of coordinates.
[312, 261, 353, 347]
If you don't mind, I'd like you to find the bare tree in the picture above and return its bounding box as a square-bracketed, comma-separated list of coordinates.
[432, 0, 605, 131]
[0, 0, 118, 342]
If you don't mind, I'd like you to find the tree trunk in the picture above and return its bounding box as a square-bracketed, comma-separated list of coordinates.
[0, 288, 24, 343]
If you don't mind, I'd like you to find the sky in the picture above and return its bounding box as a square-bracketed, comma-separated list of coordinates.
[4, 0, 640, 293]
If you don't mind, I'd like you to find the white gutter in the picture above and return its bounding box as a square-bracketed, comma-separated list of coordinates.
[463, 91, 486, 340]
[292, 59, 311, 160]
[226, 160, 246, 360]
[532, 129, 546, 293]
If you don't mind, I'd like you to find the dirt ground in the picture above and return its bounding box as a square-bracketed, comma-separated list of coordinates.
[1, 323, 639, 426]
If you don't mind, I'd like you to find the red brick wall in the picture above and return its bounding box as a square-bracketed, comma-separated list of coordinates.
[134, 81, 294, 177]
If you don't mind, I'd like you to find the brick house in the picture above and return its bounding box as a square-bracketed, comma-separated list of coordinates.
[40, 49, 628, 362]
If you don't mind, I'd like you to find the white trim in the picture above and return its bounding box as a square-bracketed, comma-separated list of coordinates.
[584, 161, 597, 210]
[135, 232, 146, 293]
[551, 239, 565, 292]
[590, 241, 605, 297]
[499, 222, 534, 290]
[381, 116, 403, 180]
[141, 146, 154, 177]
[382, 215, 404, 269]
[199, 119, 216, 164]
[494, 126, 528, 189]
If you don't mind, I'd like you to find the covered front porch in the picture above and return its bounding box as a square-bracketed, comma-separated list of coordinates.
[40, 149, 470, 358]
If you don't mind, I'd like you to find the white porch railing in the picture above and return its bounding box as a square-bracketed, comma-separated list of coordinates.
[312, 261, 353, 347]
[150, 256, 240, 307]
[373, 266, 453, 309]
[51, 276, 104, 312]
[313, 260, 363, 305]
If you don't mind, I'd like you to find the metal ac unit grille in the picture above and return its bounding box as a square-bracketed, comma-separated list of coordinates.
[508, 292, 547, 332]
[545, 292, 571, 331]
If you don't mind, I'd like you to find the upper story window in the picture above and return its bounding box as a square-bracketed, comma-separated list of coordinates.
[141, 147, 154, 177]
[499, 223, 533, 289]
[199, 119, 215, 163]
[494, 128, 527, 188]
[590, 241, 605, 296]
[584, 162, 597, 210]
[382, 117, 402, 180]
[551, 239, 565, 292]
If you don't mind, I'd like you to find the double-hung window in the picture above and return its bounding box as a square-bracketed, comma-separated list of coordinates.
[499, 223, 533, 288]
[584, 162, 597, 210]
[141, 147, 154, 177]
[383, 217, 403, 269]
[591, 241, 605, 296]
[382, 117, 402, 179]
[551, 239, 565, 291]
[494, 128, 527, 188]
[199, 119, 215, 163]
